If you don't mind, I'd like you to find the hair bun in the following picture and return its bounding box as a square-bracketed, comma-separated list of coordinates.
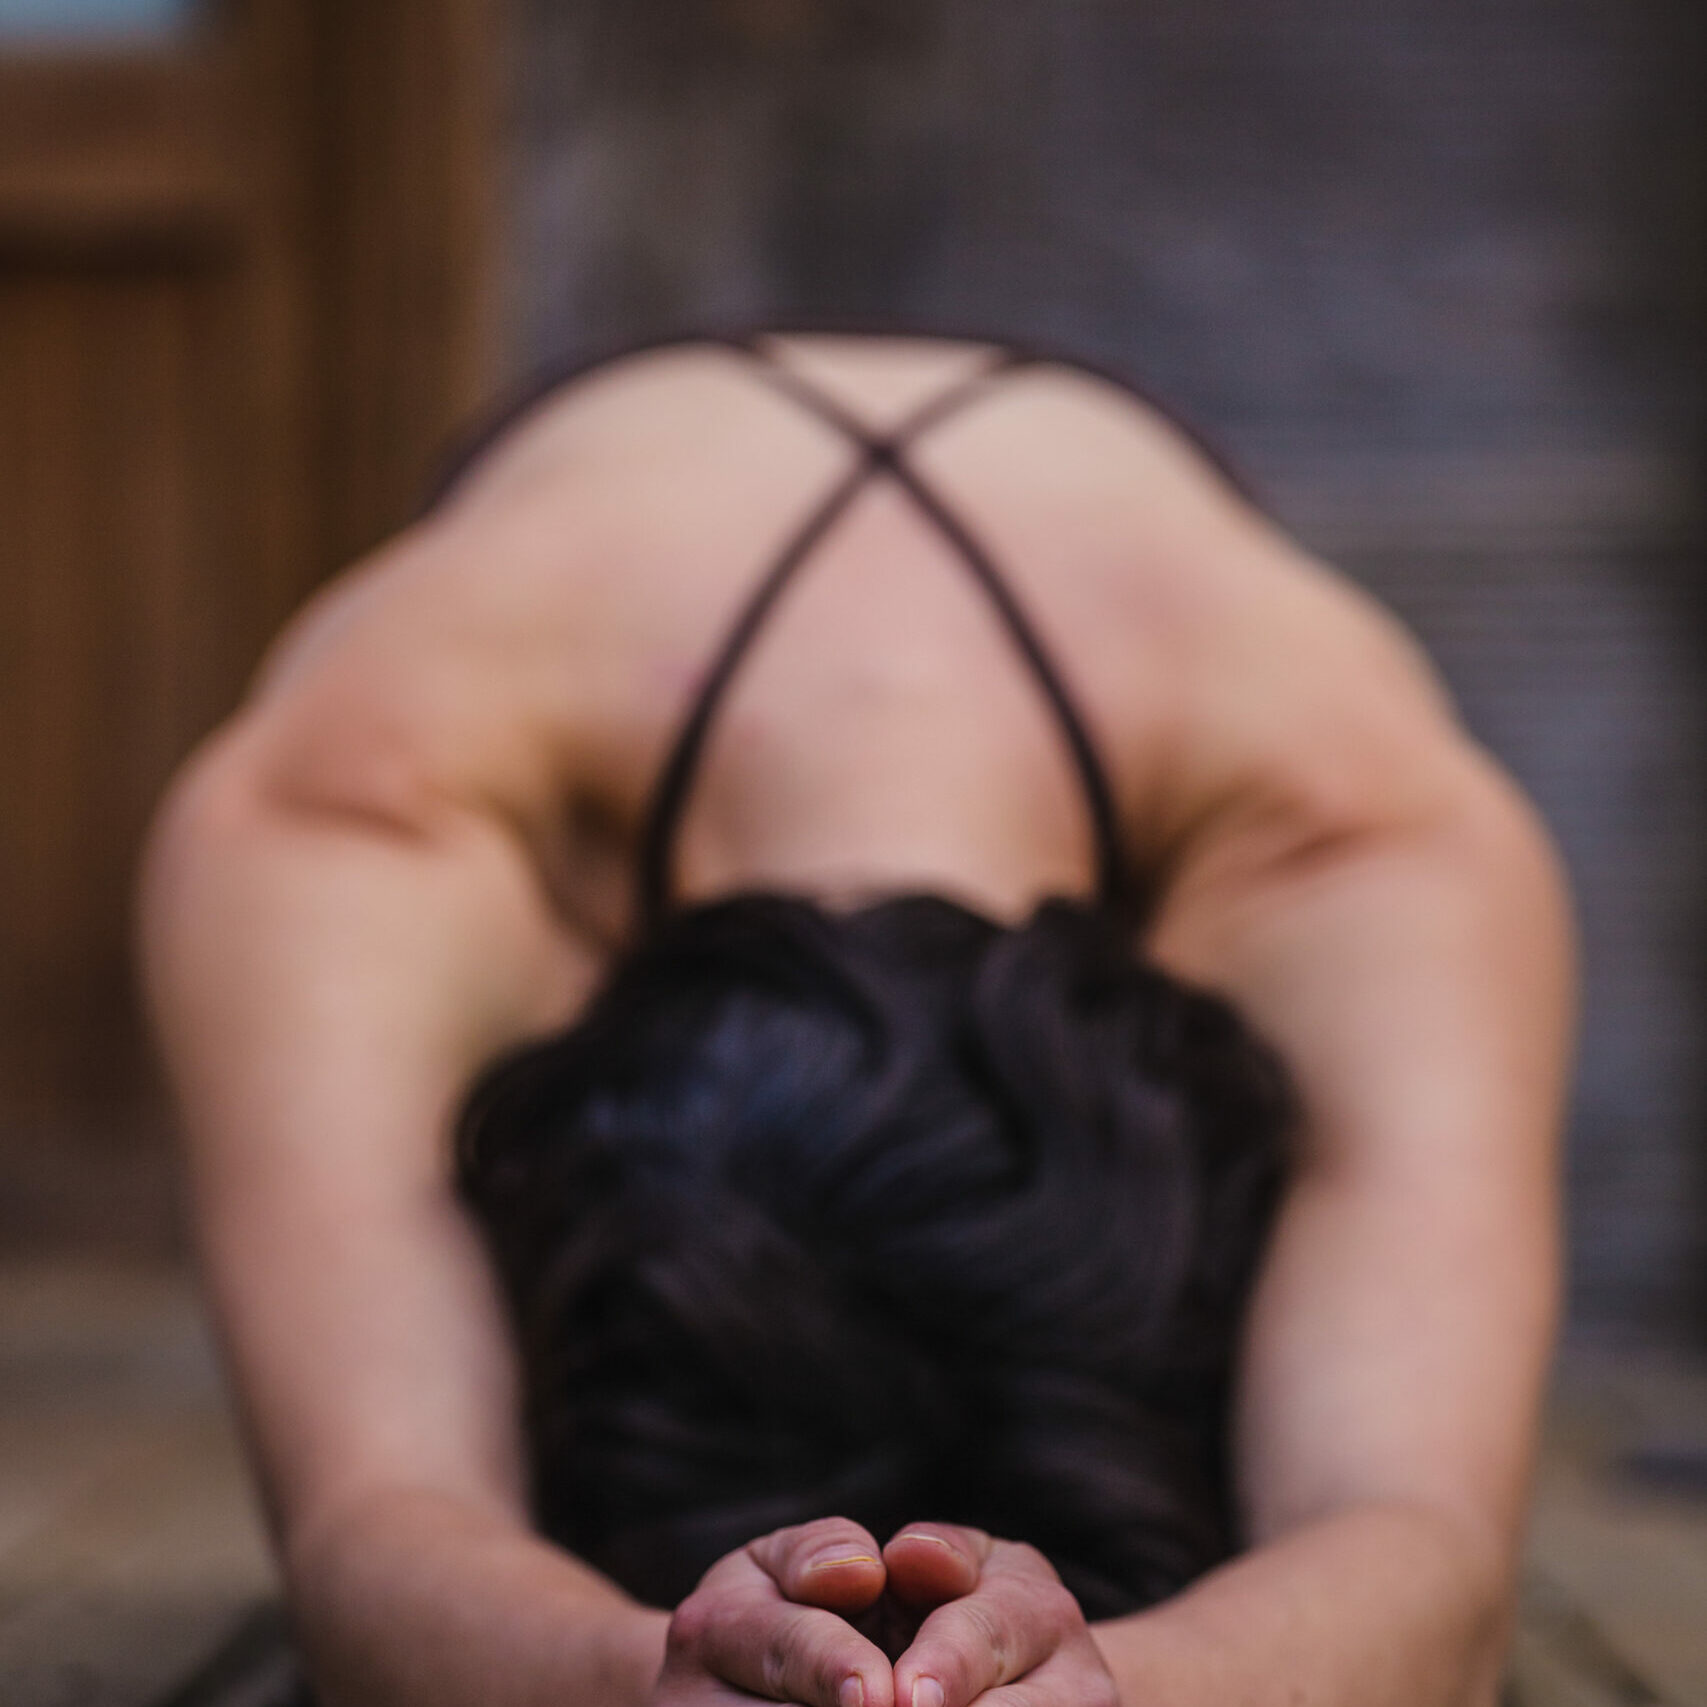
[458, 892, 1290, 1613]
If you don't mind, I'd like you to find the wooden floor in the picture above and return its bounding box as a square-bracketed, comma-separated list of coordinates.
[2, 1260, 1705, 1707]
[0, 1260, 279, 1706]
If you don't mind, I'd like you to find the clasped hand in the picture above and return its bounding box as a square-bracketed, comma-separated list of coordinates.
[655, 1519, 1118, 1707]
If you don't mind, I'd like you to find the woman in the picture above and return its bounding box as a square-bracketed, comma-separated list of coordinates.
[140, 333, 1573, 1707]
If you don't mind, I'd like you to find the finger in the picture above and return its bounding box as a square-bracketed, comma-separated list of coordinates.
[880, 1523, 989, 1609]
[747, 1517, 888, 1614]
[669, 1588, 894, 1707]
[891, 1544, 1082, 1707]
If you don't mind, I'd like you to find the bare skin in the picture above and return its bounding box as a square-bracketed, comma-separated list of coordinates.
[139, 337, 1574, 1707]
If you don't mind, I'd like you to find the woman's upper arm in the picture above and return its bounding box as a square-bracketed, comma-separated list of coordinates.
[139, 582, 593, 1565]
[1149, 692, 1575, 1572]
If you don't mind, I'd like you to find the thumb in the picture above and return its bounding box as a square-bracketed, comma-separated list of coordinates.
[747, 1517, 889, 1615]
[881, 1524, 988, 1610]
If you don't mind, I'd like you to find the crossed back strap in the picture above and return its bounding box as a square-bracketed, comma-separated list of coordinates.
[636, 335, 1141, 932]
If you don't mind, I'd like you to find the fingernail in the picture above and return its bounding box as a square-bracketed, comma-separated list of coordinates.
[895, 1533, 959, 1552]
[841, 1679, 865, 1707]
[914, 1679, 944, 1707]
[808, 1553, 879, 1571]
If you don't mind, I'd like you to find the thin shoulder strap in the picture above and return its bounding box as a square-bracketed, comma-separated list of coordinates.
[636, 336, 1141, 932]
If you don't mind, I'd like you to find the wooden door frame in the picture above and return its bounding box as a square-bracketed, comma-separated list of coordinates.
[0, 0, 502, 1252]
[0, 0, 502, 572]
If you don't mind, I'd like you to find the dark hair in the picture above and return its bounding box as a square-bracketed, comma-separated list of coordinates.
[456, 893, 1290, 1618]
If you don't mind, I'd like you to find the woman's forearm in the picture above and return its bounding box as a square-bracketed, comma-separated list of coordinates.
[1126, 756, 1570, 1707]
[139, 728, 627, 1706]
[288, 1485, 668, 1707]
[1092, 1500, 1510, 1707]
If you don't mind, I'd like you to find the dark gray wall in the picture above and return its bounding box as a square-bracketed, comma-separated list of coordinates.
[506, 0, 1707, 1343]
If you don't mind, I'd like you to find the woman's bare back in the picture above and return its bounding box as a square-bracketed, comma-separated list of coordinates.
[250, 335, 1465, 963]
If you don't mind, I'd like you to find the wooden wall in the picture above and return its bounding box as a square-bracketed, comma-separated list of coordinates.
[0, 0, 499, 1252]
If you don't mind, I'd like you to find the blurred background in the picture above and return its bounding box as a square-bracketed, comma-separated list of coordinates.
[5, 0, 1704, 1344]
[0, 0, 1705, 1697]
